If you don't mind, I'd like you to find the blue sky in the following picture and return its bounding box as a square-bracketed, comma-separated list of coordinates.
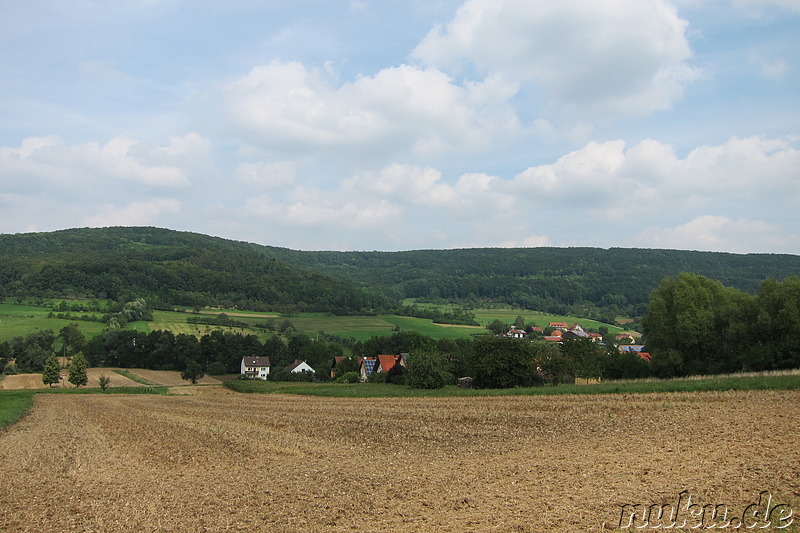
[1, 0, 798, 253]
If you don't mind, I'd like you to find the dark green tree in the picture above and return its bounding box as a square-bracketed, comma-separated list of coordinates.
[643, 273, 751, 377]
[58, 323, 85, 357]
[405, 347, 451, 389]
[560, 338, 610, 380]
[333, 356, 359, 378]
[41, 354, 61, 387]
[469, 336, 542, 389]
[68, 352, 88, 387]
[181, 360, 205, 384]
[487, 319, 509, 335]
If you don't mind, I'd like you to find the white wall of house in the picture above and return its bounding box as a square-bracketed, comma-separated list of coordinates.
[289, 361, 315, 374]
[240, 360, 270, 380]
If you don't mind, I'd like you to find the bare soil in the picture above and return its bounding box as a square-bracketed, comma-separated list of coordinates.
[0, 369, 145, 389]
[124, 368, 222, 387]
[0, 390, 797, 532]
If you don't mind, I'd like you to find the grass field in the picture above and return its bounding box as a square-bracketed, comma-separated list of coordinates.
[226, 372, 800, 397]
[0, 301, 109, 342]
[0, 390, 797, 532]
[2, 298, 634, 346]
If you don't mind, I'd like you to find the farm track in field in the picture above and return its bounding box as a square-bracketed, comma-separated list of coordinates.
[0, 391, 798, 532]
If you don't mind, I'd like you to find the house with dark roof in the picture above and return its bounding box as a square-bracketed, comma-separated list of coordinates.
[286, 360, 315, 374]
[358, 356, 378, 381]
[240, 356, 271, 380]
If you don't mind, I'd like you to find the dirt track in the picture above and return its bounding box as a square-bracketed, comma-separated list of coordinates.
[0, 390, 797, 532]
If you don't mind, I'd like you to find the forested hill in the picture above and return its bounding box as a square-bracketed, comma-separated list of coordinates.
[0, 227, 390, 313]
[2, 227, 799, 318]
[258, 244, 800, 318]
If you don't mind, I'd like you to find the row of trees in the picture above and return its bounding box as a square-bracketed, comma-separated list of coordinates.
[643, 273, 800, 377]
[41, 352, 88, 387]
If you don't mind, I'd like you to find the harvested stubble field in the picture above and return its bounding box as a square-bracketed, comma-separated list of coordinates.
[0, 390, 798, 532]
[0, 369, 145, 389]
[124, 369, 222, 387]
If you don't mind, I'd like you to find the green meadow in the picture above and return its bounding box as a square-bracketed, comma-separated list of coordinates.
[1, 298, 630, 345]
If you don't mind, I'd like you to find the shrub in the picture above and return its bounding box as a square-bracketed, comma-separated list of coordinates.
[368, 371, 388, 383]
[3, 361, 17, 375]
[98, 375, 111, 391]
[206, 361, 227, 375]
[336, 371, 360, 384]
[406, 347, 451, 389]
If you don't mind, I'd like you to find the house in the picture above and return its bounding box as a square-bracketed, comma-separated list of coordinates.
[543, 336, 563, 343]
[616, 333, 637, 344]
[286, 360, 315, 374]
[505, 328, 527, 339]
[619, 345, 646, 353]
[549, 322, 568, 330]
[375, 354, 402, 374]
[587, 332, 604, 342]
[562, 329, 589, 341]
[358, 356, 378, 380]
[241, 356, 271, 380]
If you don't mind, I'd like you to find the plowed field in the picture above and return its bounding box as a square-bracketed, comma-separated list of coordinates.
[0, 390, 797, 532]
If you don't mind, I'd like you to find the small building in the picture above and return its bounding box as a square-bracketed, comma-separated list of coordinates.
[286, 360, 315, 374]
[375, 354, 406, 374]
[505, 328, 527, 339]
[359, 356, 378, 381]
[241, 356, 271, 380]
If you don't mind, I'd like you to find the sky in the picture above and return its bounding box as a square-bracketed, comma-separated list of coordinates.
[1, 0, 799, 253]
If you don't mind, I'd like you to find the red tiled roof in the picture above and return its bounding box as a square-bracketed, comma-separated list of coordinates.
[377, 354, 397, 373]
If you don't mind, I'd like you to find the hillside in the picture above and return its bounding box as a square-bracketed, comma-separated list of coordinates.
[258, 245, 800, 318]
[2, 227, 799, 318]
[0, 227, 390, 314]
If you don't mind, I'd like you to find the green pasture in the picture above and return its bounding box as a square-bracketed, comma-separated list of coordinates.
[0, 301, 108, 342]
[2, 298, 625, 345]
[285, 313, 485, 341]
[400, 299, 626, 332]
[226, 373, 800, 398]
[471, 308, 625, 332]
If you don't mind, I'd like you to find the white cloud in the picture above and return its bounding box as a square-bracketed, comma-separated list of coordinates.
[412, 0, 701, 120]
[223, 61, 519, 160]
[0, 134, 208, 190]
[635, 215, 800, 253]
[235, 161, 297, 189]
[82, 198, 182, 228]
[512, 135, 799, 214]
[499, 235, 551, 248]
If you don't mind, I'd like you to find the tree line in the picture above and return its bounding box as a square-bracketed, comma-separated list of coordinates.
[643, 273, 800, 377]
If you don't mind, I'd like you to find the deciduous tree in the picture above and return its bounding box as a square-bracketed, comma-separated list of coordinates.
[68, 352, 88, 387]
[42, 355, 61, 387]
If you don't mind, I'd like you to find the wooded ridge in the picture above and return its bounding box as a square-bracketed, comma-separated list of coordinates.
[1, 227, 798, 318]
